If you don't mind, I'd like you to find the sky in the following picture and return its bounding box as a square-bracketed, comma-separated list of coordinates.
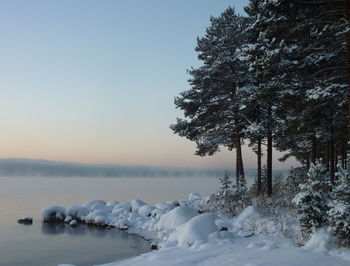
[0, 0, 298, 170]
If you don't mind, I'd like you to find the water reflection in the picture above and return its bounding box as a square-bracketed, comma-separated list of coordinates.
[41, 223, 87, 236]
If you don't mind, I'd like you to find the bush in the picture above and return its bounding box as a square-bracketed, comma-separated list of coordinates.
[205, 172, 251, 216]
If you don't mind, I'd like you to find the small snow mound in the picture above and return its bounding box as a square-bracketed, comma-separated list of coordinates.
[303, 228, 332, 254]
[91, 203, 108, 211]
[233, 206, 260, 231]
[138, 205, 156, 216]
[234, 206, 260, 225]
[65, 216, 73, 223]
[70, 220, 78, 227]
[107, 200, 119, 207]
[155, 201, 179, 212]
[42, 205, 66, 222]
[175, 213, 219, 247]
[151, 208, 165, 218]
[158, 206, 198, 230]
[131, 199, 147, 212]
[83, 200, 106, 211]
[65, 205, 89, 221]
[188, 192, 202, 201]
[112, 202, 131, 213]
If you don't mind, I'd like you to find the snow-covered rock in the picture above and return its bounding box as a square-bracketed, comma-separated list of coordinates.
[107, 200, 120, 207]
[42, 205, 66, 222]
[138, 205, 156, 217]
[188, 192, 202, 201]
[69, 220, 78, 227]
[155, 200, 179, 212]
[65, 205, 89, 221]
[112, 202, 131, 213]
[158, 206, 198, 231]
[82, 200, 106, 211]
[151, 208, 165, 218]
[131, 199, 147, 212]
[172, 213, 220, 247]
[17, 216, 33, 224]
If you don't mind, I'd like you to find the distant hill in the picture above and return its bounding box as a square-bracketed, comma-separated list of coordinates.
[0, 158, 289, 178]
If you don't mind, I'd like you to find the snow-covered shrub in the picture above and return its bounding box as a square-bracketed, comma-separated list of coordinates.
[285, 167, 308, 202]
[292, 162, 332, 235]
[218, 171, 232, 194]
[328, 166, 350, 246]
[206, 173, 251, 216]
[250, 169, 286, 199]
[250, 171, 290, 215]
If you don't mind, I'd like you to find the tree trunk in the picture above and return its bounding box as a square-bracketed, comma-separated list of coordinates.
[236, 147, 239, 186]
[267, 127, 273, 197]
[235, 127, 244, 186]
[342, 144, 347, 169]
[330, 137, 335, 182]
[311, 134, 317, 164]
[343, 0, 350, 171]
[257, 138, 262, 195]
[327, 144, 330, 171]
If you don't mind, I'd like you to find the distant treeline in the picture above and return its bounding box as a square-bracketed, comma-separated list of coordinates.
[0, 158, 271, 178]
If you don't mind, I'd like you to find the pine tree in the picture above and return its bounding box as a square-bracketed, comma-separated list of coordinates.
[171, 8, 252, 184]
[292, 161, 332, 235]
[267, 0, 349, 178]
[242, 0, 293, 196]
[219, 171, 232, 195]
[328, 167, 350, 246]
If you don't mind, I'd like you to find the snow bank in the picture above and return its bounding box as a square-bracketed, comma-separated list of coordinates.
[44, 193, 350, 266]
[99, 235, 350, 266]
[303, 228, 332, 254]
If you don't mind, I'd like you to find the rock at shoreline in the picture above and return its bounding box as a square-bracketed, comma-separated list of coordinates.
[17, 217, 33, 224]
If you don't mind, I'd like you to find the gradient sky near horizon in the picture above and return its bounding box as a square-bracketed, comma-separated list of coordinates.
[0, 0, 298, 170]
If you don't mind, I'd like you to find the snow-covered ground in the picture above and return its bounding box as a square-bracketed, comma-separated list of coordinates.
[47, 193, 350, 266]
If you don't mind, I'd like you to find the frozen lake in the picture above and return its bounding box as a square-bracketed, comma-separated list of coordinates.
[0, 176, 219, 266]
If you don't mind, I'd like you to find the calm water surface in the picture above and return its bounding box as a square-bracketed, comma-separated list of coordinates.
[0, 176, 218, 266]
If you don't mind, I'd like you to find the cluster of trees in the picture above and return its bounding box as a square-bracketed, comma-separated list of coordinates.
[293, 161, 350, 246]
[171, 0, 350, 196]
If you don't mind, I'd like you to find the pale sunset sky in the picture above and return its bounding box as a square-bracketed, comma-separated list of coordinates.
[0, 0, 297, 169]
